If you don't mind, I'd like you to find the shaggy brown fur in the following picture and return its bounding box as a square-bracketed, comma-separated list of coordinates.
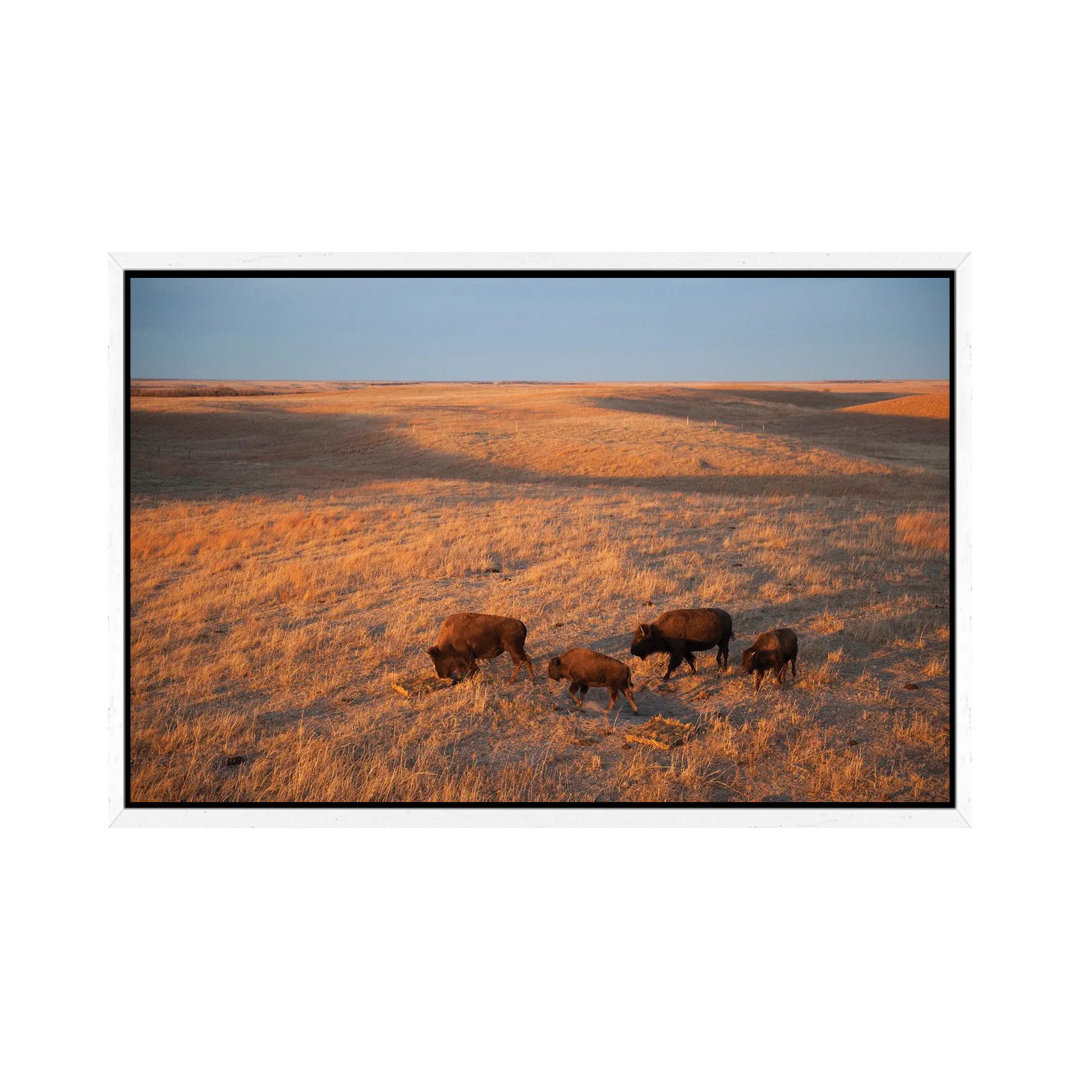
[547, 648, 638, 713]
[630, 607, 734, 679]
[427, 612, 534, 684]
[741, 629, 798, 690]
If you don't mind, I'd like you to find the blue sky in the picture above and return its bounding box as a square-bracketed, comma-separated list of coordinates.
[130, 275, 949, 381]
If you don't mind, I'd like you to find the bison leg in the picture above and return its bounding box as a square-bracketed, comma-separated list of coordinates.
[507, 646, 535, 683]
[607, 689, 619, 711]
[624, 687, 639, 714]
[684, 650, 697, 674]
[662, 651, 684, 680]
[790, 656, 797, 682]
[718, 639, 730, 671]
[754, 669, 764, 692]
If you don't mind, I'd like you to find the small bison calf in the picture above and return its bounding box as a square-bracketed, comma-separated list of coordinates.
[547, 649, 638, 713]
[427, 612, 535, 684]
[741, 628, 798, 691]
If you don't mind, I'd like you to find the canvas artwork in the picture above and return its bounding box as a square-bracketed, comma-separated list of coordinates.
[122, 262, 957, 817]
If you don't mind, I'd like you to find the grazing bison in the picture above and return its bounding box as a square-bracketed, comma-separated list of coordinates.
[741, 628, 798, 690]
[547, 648, 638, 713]
[426, 612, 534, 684]
[630, 608, 734, 680]
[743, 649, 788, 691]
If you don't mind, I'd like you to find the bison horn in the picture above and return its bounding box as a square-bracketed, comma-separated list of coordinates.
[637, 624, 648, 635]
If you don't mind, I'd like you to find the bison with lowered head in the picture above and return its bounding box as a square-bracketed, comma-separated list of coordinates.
[630, 608, 734, 680]
[741, 628, 798, 690]
[547, 648, 638, 713]
[426, 612, 535, 684]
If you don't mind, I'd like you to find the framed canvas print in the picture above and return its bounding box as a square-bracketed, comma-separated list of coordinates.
[109, 253, 970, 825]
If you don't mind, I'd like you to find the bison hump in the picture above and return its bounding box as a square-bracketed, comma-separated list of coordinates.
[750, 628, 798, 654]
[655, 607, 731, 638]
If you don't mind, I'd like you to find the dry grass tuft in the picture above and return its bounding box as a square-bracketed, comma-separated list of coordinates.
[897, 511, 949, 552]
[921, 657, 948, 679]
[625, 716, 695, 751]
[894, 714, 948, 747]
[810, 610, 845, 635]
[802, 649, 844, 688]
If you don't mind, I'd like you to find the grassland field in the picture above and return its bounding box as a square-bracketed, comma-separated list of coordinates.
[129, 379, 951, 804]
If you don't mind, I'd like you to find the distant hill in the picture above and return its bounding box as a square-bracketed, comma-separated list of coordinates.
[841, 392, 949, 419]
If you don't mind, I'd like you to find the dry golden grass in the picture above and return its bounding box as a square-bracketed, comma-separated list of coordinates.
[897, 511, 950, 552]
[809, 610, 845, 635]
[625, 717, 696, 751]
[129, 380, 951, 804]
[842, 392, 949, 419]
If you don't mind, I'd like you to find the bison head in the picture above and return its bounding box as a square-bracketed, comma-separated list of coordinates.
[741, 647, 756, 674]
[630, 622, 660, 658]
[547, 657, 566, 680]
[427, 645, 469, 683]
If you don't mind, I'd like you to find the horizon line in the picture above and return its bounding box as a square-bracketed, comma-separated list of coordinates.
[129, 376, 949, 385]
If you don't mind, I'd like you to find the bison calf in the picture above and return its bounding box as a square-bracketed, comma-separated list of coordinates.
[630, 607, 734, 680]
[547, 649, 638, 713]
[741, 628, 798, 690]
[427, 612, 534, 684]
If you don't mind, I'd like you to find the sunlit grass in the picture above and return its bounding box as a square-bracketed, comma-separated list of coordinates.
[129, 380, 951, 803]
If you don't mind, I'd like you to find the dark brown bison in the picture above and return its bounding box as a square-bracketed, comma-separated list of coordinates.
[547, 648, 638, 713]
[629, 608, 734, 680]
[741, 628, 798, 690]
[743, 649, 787, 691]
[426, 613, 534, 684]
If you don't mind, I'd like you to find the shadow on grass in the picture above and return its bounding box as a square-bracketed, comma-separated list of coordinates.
[588, 389, 949, 470]
[130, 404, 931, 504]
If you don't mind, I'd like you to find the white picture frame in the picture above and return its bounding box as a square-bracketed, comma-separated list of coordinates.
[109, 252, 970, 827]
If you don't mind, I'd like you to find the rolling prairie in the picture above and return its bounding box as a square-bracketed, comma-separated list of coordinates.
[129, 379, 951, 804]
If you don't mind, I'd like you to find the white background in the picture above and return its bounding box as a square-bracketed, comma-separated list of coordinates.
[4, 2, 1076, 1078]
